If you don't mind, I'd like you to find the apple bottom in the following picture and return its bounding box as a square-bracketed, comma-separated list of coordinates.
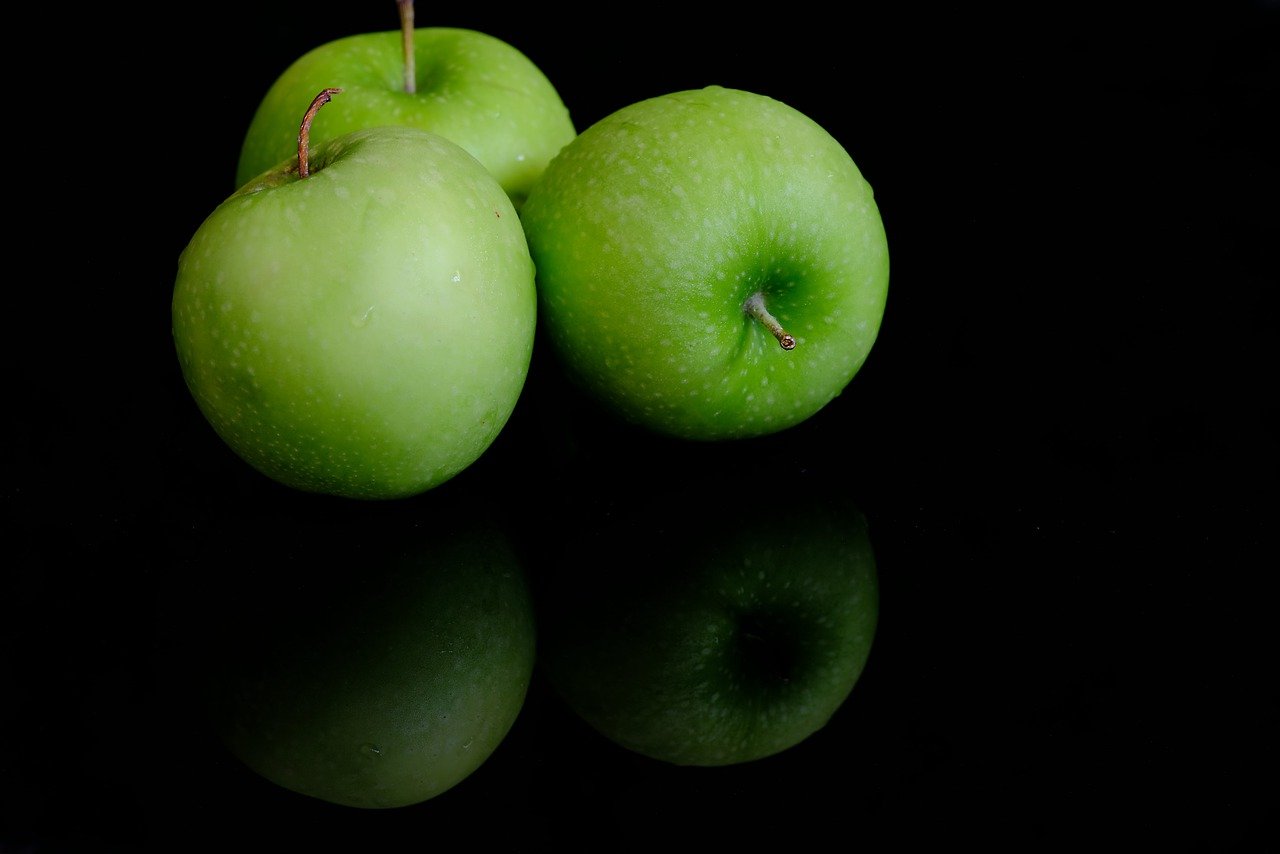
[197, 516, 536, 808]
[539, 483, 878, 766]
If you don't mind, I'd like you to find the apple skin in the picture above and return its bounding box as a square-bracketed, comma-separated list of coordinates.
[236, 27, 576, 208]
[172, 125, 536, 499]
[537, 478, 879, 766]
[520, 86, 889, 441]
[200, 511, 537, 809]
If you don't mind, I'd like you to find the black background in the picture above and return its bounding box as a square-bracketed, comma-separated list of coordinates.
[5, 2, 1276, 850]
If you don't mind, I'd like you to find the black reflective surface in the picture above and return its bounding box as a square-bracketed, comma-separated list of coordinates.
[6, 3, 1275, 850]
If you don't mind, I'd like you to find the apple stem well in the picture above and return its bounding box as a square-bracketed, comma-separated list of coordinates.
[398, 0, 415, 94]
[297, 88, 343, 179]
[743, 292, 797, 350]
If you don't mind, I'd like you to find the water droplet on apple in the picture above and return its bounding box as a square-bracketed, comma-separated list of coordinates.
[350, 306, 375, 328]
[360, 743, 383, 758]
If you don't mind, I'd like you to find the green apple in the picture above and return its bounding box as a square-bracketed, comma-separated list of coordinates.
[537, 476, 879, 766]
[520, 85, 889, 440]
[235, 3, 576, 208]
[172, 96, 536, 499]
[199, 509, 536, 809]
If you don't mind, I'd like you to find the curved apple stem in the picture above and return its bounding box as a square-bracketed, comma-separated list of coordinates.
[297, 88, 343, 179]
[398, 0, 415, 94]
[743, 292, 797, 350]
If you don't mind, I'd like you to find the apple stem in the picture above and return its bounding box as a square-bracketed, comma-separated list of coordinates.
[297, 88, 343, 179]
[743, 292, 797, 350]
[398, 0, 416, 94]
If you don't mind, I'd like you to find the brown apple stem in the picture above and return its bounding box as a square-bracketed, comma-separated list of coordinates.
[743, 292, 797, 350]
[297, 88, 343, 179]
[398, 0, 415, 93]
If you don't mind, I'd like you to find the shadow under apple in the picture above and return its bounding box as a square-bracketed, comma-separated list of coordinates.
[536, 475, 879, 766]
[189, 497, 536, 809]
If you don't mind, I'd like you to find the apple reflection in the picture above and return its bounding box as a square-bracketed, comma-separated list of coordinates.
[537, 475, 878, 766]
[191, 498, 535, 809]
